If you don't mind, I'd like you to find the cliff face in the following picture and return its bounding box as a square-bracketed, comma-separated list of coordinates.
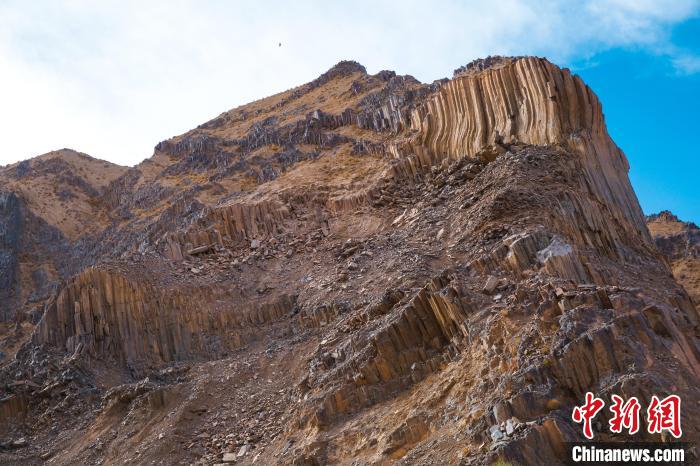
[406, 57, 646, 236]
[1, 57, 698, 466]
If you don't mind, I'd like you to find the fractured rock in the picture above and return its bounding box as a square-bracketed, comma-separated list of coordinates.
[0, 56, 697, 466]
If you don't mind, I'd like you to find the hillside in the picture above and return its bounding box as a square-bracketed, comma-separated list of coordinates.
[0, 57, 698, 465]
[647, 211, 700, 310]
[0, 149, 127, 323]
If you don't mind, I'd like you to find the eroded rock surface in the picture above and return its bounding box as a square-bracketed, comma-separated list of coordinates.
[0, 57, 698, 465]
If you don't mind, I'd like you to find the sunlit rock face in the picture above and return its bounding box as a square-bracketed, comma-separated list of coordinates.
[1, 57, 698, 466]
[647, 210, 700, 311]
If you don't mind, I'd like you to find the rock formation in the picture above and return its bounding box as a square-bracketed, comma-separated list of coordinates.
[647, 211, 700, 310]
[0, 192, 22, 321]
[0, 57, 698, 465]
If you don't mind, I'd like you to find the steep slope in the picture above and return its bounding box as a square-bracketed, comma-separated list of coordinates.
[0, 57, 698, 466]
[647, 211, 700, 309]
[0, 149, 127, 323]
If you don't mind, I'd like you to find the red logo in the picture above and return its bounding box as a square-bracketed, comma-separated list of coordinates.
[647, 395, 682, 438]
[572, 393, 682, 439]
[572, 392, 605, 440]
[609, 395, 641, 435]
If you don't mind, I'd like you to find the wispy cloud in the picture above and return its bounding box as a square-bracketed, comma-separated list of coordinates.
[0, 0, 698, 165]
[672, 54, 700, 74]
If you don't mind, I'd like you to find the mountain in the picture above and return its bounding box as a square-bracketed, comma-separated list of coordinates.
[0, 149, 127, 323]
[1, 57, 698, 465]
[647, 211, 700, 310]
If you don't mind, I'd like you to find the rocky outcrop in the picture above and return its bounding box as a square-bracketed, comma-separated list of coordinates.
[163, 200, 292, 259]
[405, 57, 647, 237]
[648, 211, 700, 260]
[306, 274, 470, 427]
[647, 211, 700, 309]
[35, 267, 296, 373]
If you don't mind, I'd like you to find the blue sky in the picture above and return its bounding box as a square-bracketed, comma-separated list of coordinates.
[0, 1, 698, 222]
[571, 19, 700, 224]
[572, 19, 700, 223]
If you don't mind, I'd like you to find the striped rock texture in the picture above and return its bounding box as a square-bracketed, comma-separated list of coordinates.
[1, 57, 698, 466]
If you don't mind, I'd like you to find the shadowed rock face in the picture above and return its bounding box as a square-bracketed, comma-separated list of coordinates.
[0, 193, 67, 321]
[0, 192, 22, 320]
[0, 57, 698, 465]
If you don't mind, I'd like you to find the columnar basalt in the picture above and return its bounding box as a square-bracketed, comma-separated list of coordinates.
[1, 57, 698, 466]
[35, 267, 295, 372]
[307, 274, 471, 426]
[405, 57, 647, 237]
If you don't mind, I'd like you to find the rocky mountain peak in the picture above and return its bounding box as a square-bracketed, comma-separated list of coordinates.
[648, 209, 698, 230]
[648, 209, 680, 223]
[318, 59, 367, 79]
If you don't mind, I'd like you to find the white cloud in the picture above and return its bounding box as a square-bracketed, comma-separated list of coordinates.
[672, 54, 700, 73]
[0, 0, 698, 166]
